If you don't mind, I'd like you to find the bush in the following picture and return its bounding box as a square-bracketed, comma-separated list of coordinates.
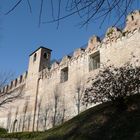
[84, 62, 140, 110]
[0, 127, 7, 134]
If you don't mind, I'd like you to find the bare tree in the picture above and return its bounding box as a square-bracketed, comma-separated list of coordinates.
[22, 100, 29, 132]
[74, 78, 85, 114]
[36, 97, 42, 131]
[51, 85, 66, 127]
[3, 0, 139, 27]
[12, 119, 18, 132]
[60, 99, 66, 124]
[18, 116, 22, 132]
[6, 110, 11, 131]
[52, 85, 60, 127]
[27, 113, 31, 131]
[42, 106, 49, 131]
[12, 107, 19, 132]
[0, 73, 24, 108]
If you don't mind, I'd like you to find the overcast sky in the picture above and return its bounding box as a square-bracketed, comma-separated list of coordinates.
[0, 1, 139, 79]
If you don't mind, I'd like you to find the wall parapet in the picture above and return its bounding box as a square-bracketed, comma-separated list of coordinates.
[1, 10, 140, 87]
[38, 10, 140, 80]
[0, 71, 28, 93]
[39, 28, 140, 81]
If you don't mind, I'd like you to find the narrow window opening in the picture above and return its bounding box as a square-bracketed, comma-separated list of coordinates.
[131, 15, 134, 21]
[89, 51, 100, 71]
[61, 67, 68, 83]
[33, 53, 37, 62]
[43, 53, 47, 59]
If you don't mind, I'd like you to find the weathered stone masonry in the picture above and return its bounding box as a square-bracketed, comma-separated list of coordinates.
[0, 10, 140, 132]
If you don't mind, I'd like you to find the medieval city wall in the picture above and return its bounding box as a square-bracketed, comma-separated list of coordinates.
[0, 10, 140, 132]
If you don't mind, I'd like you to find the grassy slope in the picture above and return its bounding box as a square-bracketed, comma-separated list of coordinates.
[1, 94, 140, 140]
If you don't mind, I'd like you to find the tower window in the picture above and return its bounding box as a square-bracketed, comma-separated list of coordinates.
[43, 53, 47, 59]
[33, 53, 37, 62]
[43, 52, 49, 59]
[89, 51, 100, 71]
[131, 15, 134, 21]
[61, 67, 68, 83]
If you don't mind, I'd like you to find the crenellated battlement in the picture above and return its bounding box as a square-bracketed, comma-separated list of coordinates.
[0, 11, 136, 85]
[38, 10, 140, 80]
[1, 10, 140, 91]
[39, 28, 140, 80]
[1, 9, 140, 95]
[0, 10, 140, 132]
[0, 71, 28, 93]
[124, 10, 140, 32]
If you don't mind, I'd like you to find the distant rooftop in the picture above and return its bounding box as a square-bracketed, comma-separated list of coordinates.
[29, 46, 52, 56]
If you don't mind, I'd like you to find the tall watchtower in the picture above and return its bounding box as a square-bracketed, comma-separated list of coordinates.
[26, 46, 52, 131]
[28, 46, 52, 76]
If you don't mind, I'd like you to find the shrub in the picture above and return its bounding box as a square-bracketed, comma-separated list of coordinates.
[84, 62, 140, 110]
[0, 127, 7, 134]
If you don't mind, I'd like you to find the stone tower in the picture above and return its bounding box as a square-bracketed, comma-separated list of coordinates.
[26, 46, 52, 131]
[28, 46, 52, 76]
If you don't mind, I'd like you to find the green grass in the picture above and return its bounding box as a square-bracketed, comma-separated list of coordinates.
[1, 94, 140, 140]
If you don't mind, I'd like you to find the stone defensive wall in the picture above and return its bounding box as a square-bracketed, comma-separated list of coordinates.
[39, 10, 140, 80]
[0, 10, 139, 132]
[1, 10, 140, 92]
[0, 10, 139, 105]
[1, 23, 139, 93]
